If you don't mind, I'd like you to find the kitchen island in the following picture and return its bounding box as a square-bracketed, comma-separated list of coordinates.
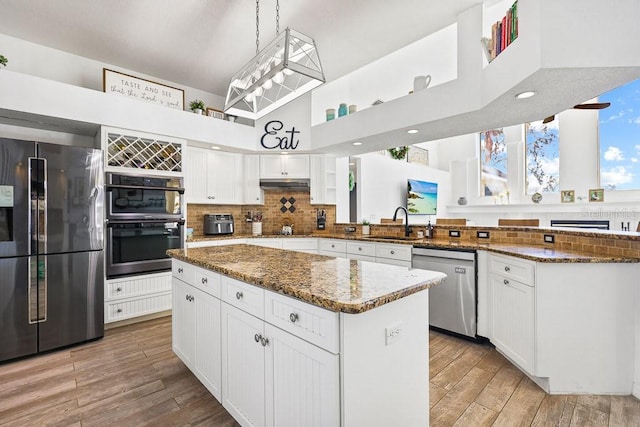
[168, 244, 445, 427]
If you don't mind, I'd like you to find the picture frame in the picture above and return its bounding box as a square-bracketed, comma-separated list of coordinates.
[206, 108, 225, 120]
[588, 188, 604, 202]
[103, 68, 184, 110]
[560, 190, 575, 203]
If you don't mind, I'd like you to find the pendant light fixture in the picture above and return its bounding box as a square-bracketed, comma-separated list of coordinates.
[224, 0, 325, 120]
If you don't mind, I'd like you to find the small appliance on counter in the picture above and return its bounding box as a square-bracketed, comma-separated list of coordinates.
[204, 214, 234, 235]
[316, 209, 327, 230]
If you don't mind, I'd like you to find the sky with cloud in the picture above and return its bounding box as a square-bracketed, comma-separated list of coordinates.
[599, 78, 640, 190]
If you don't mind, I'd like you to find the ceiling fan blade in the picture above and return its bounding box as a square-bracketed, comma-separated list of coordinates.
[542, 115, 555, 124]
[573, 102, 611, 110]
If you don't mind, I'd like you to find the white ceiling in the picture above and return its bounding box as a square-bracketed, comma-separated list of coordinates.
[0, 0, 495, 97]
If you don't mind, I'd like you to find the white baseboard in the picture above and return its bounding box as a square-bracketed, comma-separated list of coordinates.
[633, 382, 640, 399]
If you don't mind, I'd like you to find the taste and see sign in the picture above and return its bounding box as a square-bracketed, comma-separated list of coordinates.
[103, 68, 185, 110]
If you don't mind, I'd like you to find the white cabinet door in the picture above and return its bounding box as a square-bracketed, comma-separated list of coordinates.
[221, 303, 266, 427]
[244, 154, 264, 204]
[264, 324, 340, 427]
[185, 146, 210, 204]
[283, 155, 310, 178]
[209, 151, 243, 204]
[491, 274, 535, 374]
[260, 156, 285, 179]
[172, 278, 196, 368]
[194, 287, 222, 401]
[310, 154, 336, 205]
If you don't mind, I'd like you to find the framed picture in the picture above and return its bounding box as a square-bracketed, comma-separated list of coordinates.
[560, 190, 575, 203]
[588, 188, 604, 202]
[103, 68, 184, 110]
[206, 108, 225, 120]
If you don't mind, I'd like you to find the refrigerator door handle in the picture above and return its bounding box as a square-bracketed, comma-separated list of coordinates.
[28, 257, 47, 324]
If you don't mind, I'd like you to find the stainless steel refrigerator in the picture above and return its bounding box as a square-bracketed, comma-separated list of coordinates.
[0, 138, 104, 363]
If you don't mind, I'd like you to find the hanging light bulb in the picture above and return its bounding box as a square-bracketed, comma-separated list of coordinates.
[244, 92, 254, 103]
[283, 68, 294, 76]
[273, 71, 284, 84]
[254, 86, 264, 97]
[262, 79, 273, 90]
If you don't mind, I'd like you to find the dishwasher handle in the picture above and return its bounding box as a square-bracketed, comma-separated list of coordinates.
[412, 247, 476, 261]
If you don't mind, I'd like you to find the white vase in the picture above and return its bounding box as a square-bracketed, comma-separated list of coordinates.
[362, 225, 370, 235]
[252, 222, 262, 236]
[193, 108, 203, 115]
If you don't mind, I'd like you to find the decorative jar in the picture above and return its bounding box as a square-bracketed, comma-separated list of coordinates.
[338, 103, 348, 117]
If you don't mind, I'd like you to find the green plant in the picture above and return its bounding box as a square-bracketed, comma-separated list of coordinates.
[361, 219, 370, 225]
[387, 146, 409, 160]
[0, 55, 7, 67]
[189, 99, 205, 111]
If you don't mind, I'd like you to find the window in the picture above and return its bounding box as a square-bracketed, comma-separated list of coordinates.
[599, 78, 640, 191]
[479, 128, 507, 196]
[526, 120, 559, 193]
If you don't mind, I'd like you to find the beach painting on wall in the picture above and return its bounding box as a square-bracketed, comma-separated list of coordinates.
[407, 179, 438, 215]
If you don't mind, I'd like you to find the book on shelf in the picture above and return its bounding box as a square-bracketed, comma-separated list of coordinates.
[483, 0, 518, 62]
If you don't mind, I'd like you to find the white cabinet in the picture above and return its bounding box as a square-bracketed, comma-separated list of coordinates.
[172, 261, 222, 400]
[346, 241, 376, 262]
[375, 243, 412, 267]
[281, 238, 318, 254]
[244, 154, 264, 204]
[220, 278, 339, 427]
[185, 146, 243, 204]
[318, 239, 347, 257]
[260, 154, 309, 179]
[310, 154, 337, 205]
[104, 271, 172, 323]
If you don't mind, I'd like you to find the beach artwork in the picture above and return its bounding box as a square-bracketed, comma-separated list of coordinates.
[407, 179, 438, 215]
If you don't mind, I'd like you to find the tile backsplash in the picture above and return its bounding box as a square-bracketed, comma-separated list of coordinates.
[187, 190, 336, 236]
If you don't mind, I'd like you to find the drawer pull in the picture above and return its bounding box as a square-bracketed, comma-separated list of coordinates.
[504, 279, 509, 285]
[201, 277, 207, 284]
[260, 336, 269, 347]
[331, 244, 335, 248]
[504, 266, 511, 272]
[390, 250, 395, 255]
[289, 313, 299, 323]
[358, 247, 362, 251]
[178, 267, 183, 273]
[116, 308, 122, 313]
[236, 291, 243, 300]
[116, 287, 122, 292]
[254, 333, 261, 343]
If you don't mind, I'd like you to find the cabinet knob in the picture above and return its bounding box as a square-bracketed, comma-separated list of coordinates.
[289, 313, 299, 323]
[331, 244, 335, 248]
[201, 277, 207, 284]
[391, 250, 395, 255]
[116, 287, 122, 292]
[178, 268, 183, 273]
[504, 279, 509, 285]
[254, 333, 261, 343]
[256, 197, 260, 200]
[185, 294, 189, 301]
[117, 308, 122, 313]
[260, 336, 269, 347]
[236, 291, 243, 300]
[504, 266, 511, 272]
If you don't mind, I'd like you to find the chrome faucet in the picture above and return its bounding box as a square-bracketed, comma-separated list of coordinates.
[392, 206, 412, 237]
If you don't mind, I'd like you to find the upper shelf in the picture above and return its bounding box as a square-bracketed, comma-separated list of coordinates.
[0, 70, 255, 151]
[310, 0, 640, 156]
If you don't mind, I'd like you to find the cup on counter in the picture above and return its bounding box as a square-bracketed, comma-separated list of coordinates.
[417, 231, 424, 238]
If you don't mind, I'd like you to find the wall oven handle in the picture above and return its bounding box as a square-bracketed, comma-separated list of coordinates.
[106, 219, 186, 227]
[105, 184, 185, 194]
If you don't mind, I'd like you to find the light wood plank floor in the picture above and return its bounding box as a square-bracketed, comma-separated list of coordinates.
[1, 316, 639, 426]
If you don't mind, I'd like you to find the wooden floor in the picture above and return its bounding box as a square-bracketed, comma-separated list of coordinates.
[0, 316, 638, 426]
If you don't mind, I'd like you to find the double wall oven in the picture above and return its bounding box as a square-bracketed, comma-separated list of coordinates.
[105, 173, 185, 278]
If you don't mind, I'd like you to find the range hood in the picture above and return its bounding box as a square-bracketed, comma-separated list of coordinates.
[259, 178, 311, 191]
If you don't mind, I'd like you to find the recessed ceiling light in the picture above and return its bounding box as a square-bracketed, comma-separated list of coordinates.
[211, 146, 221, 150]
[515, 91, 536, 99]
[353, 142, 363, 146]
[407, 129, 418, 134]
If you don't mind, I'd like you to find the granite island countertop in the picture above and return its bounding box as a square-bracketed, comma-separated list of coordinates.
[167, 244, 446, 314]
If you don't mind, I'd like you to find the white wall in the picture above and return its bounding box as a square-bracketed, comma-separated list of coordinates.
[0, 32, 224, 112]
[311, 24, 458, 126]
[353, 153, 450, 225]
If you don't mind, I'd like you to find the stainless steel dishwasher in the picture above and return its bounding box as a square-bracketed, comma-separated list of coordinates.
[412, 247, 477, 339]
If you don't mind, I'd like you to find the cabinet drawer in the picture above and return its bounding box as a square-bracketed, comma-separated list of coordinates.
[193, 268, 222, 298]
[376, 244, 412, 261]
[318, 239, 346, 253]
[172, 260, 194, 284]
[264, 292, 339, 353]
[346, 241, 376, 257]
[106, 274, 172, 300]
[282, 238, 318, 252]
[222, 276, 265, 318]
[105, 292, 172, 323]
[490, 254, 535, 285]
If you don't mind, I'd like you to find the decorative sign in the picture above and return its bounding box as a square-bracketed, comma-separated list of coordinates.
[260, 120, 301, 150]
[0, 185, 13, 207]
[103, 68, 185, 110]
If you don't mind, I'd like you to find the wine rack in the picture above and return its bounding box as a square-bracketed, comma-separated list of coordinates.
[106, 132, 182, 172]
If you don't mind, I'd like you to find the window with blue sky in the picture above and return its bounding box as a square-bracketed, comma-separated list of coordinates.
[599, 78, 640, 191]
[526, 120, 559, 193]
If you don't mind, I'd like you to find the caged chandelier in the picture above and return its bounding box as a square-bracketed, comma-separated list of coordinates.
[224, 0, 325, 120]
